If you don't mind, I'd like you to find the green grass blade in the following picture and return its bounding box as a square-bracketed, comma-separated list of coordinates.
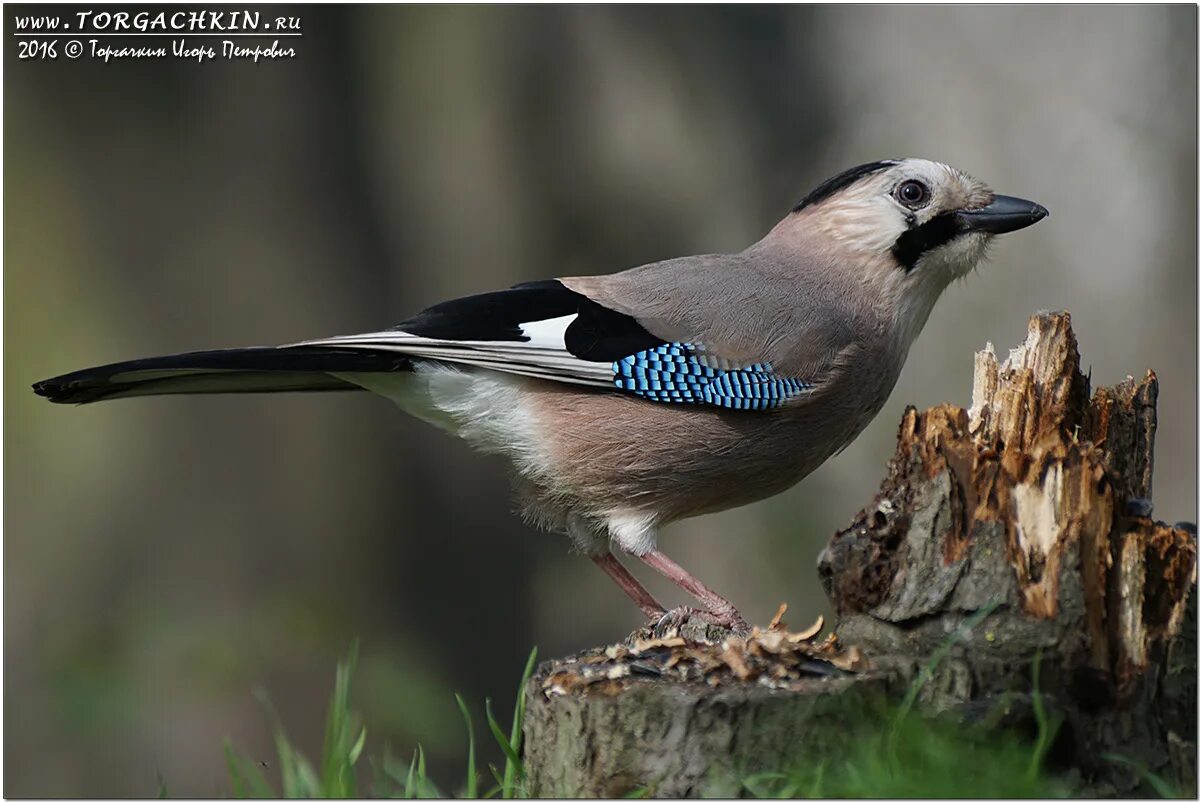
[1142, 773, 1180, 797]
[456, 694, 478, 799]
[273, 729, 300, 799]
[486, 763, 506, 797]
[895, 599, 1001, 728]
[1027, 650, 1062, 784]
[1142, 771, 1181, 799]
[263, 706, 301, 797]
[387, 742, 443, 798]
[417, 744, 428, 795]
[807, 760, 826, 798]
[403, 748, 419, 799]
[416, 744, 443, 798]
[888, 597, 1003, 766]
[349, 726, 368, 766]
[246, 762, 275, 797]
[319, 641, 361, 797]
[296, 755, 321, 799]
[741, 770, 787, 796]
[224, 740, 247, 799]
[502, 646, 537, 797]
[223, 738, 276, 798]
[251, 687, 316, 799]
[485, 699, 522, 775]
[1102, 753, 1180, 798]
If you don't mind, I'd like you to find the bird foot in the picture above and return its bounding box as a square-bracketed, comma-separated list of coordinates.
[648, 606, 751, 641]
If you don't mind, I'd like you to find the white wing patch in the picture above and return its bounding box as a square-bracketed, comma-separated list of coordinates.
[289, 314, 614, 388]
[518, 314, 576, 348]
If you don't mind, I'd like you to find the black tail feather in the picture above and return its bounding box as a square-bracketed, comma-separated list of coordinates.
[33, 346, 412, 404]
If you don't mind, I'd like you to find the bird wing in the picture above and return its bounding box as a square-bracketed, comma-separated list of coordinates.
[294, 276, 820, 411]
[35, 257, 851, 408]
[294, 280, 646, 388]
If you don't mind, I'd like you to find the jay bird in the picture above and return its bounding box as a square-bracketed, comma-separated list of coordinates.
[33, 158, 1047, 632]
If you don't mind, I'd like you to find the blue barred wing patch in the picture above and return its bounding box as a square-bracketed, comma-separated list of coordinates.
[612, 344, 810, 410]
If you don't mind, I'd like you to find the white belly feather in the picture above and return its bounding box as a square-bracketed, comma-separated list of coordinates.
[334, 365, 553, 484]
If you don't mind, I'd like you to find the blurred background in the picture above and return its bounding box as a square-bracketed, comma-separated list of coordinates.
[5, 5, 1196, 797]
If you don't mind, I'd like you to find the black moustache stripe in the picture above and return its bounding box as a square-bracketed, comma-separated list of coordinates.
[891, 213, 961, 271]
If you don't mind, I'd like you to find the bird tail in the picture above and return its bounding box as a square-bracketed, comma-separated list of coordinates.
[32, 346, 412, 404]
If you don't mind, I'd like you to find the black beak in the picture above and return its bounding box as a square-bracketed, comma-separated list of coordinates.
[956, 195, 1049, 235]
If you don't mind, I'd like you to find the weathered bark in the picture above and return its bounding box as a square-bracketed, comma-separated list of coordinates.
[523, 312, 1196, 798]
[818, 312, 1195, 795]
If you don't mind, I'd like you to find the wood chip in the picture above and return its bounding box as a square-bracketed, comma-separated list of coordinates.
[631, 636, 686, 653]
[828, 645, 864, 671]
[769, 602, 788, 630]
[788, 615, 825, 643]
[542, 613, 864, 697]
[752, 629, 786, 653]
[720, 640, 753, 679]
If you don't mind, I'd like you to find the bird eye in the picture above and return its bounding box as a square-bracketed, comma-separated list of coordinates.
[895, 180, 930, 208]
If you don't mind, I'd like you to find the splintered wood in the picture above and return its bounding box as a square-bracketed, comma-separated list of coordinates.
[539, 616, 862, 698]
[819, 311, 1195, 682]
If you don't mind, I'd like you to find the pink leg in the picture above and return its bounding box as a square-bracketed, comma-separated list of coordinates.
[638, 550, 749, 631]
[591, 553, 666, 620]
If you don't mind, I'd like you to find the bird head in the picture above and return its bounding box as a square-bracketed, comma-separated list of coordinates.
[775, 158, 1047, 314]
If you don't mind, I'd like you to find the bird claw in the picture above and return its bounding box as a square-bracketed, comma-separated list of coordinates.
[650, 606, 751, 640]
[650, 606, 704, 638]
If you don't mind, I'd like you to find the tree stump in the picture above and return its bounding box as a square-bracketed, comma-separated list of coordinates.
[522, 312, 1196, 798]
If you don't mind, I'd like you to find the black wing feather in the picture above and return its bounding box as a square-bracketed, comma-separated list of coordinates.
[395, 280, 578, 341]
[396, 279, 664, 362]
